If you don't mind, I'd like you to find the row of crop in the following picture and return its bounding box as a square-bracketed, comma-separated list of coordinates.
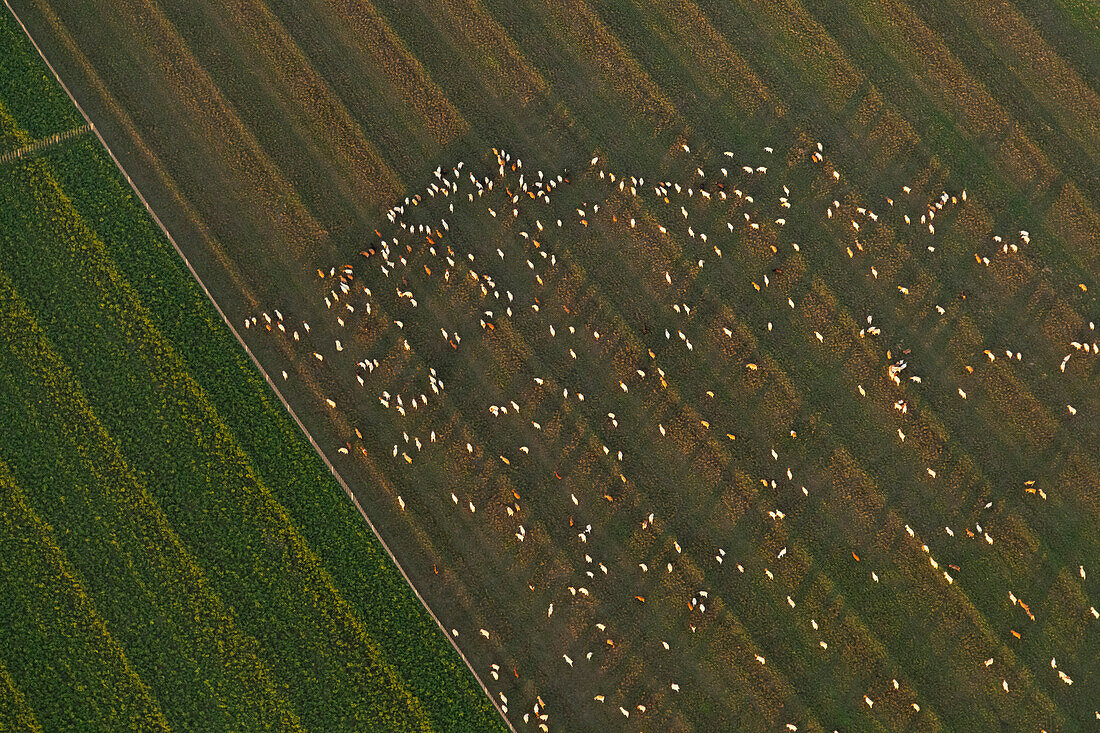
[42, 136, 506, 731]
[0, 100, 30, 153]
[0, 188, 306, 730]
[0, 144, 434, 731]
[0, 458, 170, 732]
[0, 663, 42, 733]
[0, 12, 82, 140]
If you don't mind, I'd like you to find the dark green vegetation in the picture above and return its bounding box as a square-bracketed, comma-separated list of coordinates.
[0, 13, 506, 732]
[4, 0, 1099, 731]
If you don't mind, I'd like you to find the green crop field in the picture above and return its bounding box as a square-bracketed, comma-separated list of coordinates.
[3, 0, 1098, 731]
[0, 13, 505, 732]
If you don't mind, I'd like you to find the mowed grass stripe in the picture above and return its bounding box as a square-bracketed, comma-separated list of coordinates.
[365, 186, 924, 726]
[36, 0, 328, 259]
[592, 0, 773, 152]
[1010, 0, 1100, 93]
[638, 0, 782, 120]
[373, 0, 575, 168]
[455, 292, 795, 730]
[259, 0, 440, 177]
[160, 0, 404, 220]
[472, 0, 681, 164]
[491, 0, 676, 143]
[572, 161, 1069, 730]
[136, 0, 369, 243]
[748, 202, 1091, 717]
[1045, 0, 1100, 60]
[311, 0, 467, 148]
[902, 0, 1100, 185]
[0, 456, 170, 733]
[783, 1, 1100, 422]
[298, 201, 806, 728]
[0, 147, 434, 729]
[700, 0, 862, 117]
[431, 0, 549, 108]
[503, 192, 941, 726]
[834, 0, 1100, 276]
[760, 164, 1095, 510]
[954, 0, 1100, 157]
[283, 242, 725, 727]
[536, 0, 677, 134]
[557, 199, 956, 730]
[44, 136, 507, 733]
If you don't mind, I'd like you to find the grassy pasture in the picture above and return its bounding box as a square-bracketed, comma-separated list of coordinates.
[4, 0, 1099, 730]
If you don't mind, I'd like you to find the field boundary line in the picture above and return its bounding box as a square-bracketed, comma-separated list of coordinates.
[0, 122, 91, 164]
[2, 3, 516, 730]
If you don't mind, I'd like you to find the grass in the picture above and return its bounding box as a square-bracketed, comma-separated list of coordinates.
[3, 0, 1099, 730]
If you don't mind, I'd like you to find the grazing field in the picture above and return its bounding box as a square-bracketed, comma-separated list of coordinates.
[0, 15, 505, 733]
[5, 0, 1099, 731]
